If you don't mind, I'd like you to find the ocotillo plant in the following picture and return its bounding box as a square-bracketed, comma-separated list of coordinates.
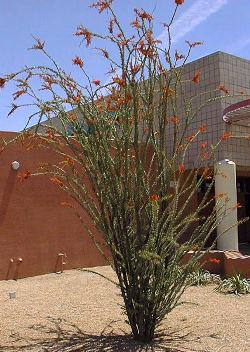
[0, 0, 243, 343]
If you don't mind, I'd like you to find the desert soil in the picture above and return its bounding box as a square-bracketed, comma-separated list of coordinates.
[0, 266, 249, 352]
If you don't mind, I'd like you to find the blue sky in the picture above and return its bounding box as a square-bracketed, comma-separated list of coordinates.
[0, 0, 249, 131]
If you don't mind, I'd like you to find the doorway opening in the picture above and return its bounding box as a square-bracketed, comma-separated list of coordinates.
[237, 177, 250, 249]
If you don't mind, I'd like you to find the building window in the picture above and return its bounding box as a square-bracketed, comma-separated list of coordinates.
[197, 176, 214, 193]
[67, 122, 92, 136]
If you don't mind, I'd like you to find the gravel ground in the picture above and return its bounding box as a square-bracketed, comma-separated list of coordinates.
[0, 266, 249, 352]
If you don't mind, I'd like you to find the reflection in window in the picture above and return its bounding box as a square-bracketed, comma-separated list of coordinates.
[236, 178, 250, 193]
[197, 176, 214, 193]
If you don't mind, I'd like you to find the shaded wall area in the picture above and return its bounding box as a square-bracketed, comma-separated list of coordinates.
[0, 132, 107, 280]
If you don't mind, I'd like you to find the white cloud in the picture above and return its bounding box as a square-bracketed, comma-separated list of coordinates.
[158, 0, 228, 46]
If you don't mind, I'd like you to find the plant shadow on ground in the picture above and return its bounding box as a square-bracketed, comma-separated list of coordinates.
[0, 316, 203, 352]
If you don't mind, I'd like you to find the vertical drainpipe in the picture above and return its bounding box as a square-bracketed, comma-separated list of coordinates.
[215, 159, 238, 251]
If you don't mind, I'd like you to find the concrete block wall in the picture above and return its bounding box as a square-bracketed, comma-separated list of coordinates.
[167, 51, 250, 169]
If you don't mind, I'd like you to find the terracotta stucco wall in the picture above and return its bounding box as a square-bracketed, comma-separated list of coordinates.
[0, 132, 107, 280]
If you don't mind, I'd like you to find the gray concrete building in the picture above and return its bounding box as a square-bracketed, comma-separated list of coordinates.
[178, 51, 250, 168]
[178, 51, 250, 248]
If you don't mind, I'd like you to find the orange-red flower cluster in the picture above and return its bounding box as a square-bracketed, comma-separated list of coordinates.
[31, 38, 45, 50]
[90, 0, 113, 13]
[72, 56, 84, 68]
[131, 17, 141, 30]
[67, 92, 81, 105]
[42, 75, 55, 90]
[209, 258, 220, 265]
[18, 171, 31, 182]
[146, 30, 162, 46]
[50, 177, 64, 187]
[74, 26, 92, 46]
[134, 8, 153, 21]
[175, 50, 185, 61]
[92, 79, 101, 86]
[218, 84, 229, 95]
[199, 125, 207, 133]
[0, 78, 6, 89]
[192, 71, 201, 84]
[130, 64, 141, 75]
[220, 132, 231, 141]
[200, 142, 207, 149]
[13, 90, 26, 100]
[187, 135, 195, 143]
[151, 194, 159, 202]
[175, 0, 184, 5]
[170, 115, 180, 124]
[112, 76, 126, 88]
[178, 164, 185, 174]
[105, 91, 132, 113]
[119, 38, 130, 47]
[231, 202, 242, 210]
[137, 40, 155, 58]
[60, 201, 74, 209]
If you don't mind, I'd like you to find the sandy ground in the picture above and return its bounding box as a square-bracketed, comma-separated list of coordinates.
[0, 266, 249, 352]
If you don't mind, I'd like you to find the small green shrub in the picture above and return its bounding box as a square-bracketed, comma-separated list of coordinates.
[215, 274, 250, 295]
[187, 268, 220, 286]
